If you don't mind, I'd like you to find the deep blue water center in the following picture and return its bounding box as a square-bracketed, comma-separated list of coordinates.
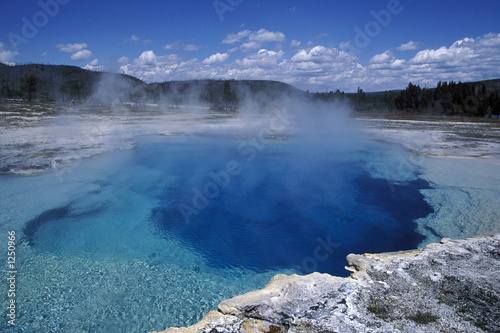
[142, 134, 431, 277]
[21, 133, 432, 279]
[14, 130, 434, 330]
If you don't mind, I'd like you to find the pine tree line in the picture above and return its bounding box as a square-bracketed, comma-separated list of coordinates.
[394, 81, 500, 117]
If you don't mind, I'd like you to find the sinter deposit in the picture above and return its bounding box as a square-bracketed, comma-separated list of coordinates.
[154, 234, 500, 333]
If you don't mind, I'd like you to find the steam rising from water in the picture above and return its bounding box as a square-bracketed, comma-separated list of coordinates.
[0, 81, 438, 331]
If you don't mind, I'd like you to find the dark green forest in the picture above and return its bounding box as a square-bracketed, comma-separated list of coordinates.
[314, 80, 500, 117]
[1, 63, 500, 117]
[0, 64, 303, 109]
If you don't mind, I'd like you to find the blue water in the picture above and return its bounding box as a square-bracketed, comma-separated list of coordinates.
[1, 132, 433, 331]
[145, 135, 430, 276]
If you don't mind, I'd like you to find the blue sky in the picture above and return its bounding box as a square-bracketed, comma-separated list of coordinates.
[1, 0, 500, 92]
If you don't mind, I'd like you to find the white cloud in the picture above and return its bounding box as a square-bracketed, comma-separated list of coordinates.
[83, 59, 103, 71]
[120, 50, 184, 82]
[164, 42, 201, 51]
[477, 32, 500, 47]
[203, 53, 229, 65]
[0, 42, 18, 65]
[368, 51, 406, 71]
[184, 44, 202, 51]
[117, 56, 130, 65]
[315, 32, 329, 39]
[240, 49, 284, 68]
[57, 43, 88, 53]
[70, 49, 92, 61]
[362, 33, 500, 90]
[124, 35, 140, 43]
[370, 51, 394, 64]
[248, 29, 286, 43]
[136, 50, 158, 66]
[411, 42, 477, 65]
[119, 32, 500, 93]
[290, 40, 301, 48]
[239, 41, 261, 52]
[291, 46, 354, 64]
[163, 43, 176, 50]
[222, 30, 252, 44]
[222, 29, 286, 53]
[397, 41, 420, 51]
[339, 41, 353, 50]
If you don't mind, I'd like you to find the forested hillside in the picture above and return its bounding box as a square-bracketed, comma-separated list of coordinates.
[0, 64, 304, 109]
[1, 63, 499, 117]
[0, 63, 150, 102]
[313, 80, 500, 117]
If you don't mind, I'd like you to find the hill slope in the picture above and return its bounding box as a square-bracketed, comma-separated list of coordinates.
[0, 63, 151, 102]
[0, 64, 304, 107]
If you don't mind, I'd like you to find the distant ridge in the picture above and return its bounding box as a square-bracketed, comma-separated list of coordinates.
[0, 63, 148, 102]
[1, 63, 499, 116]
[0, 64, 304, 106]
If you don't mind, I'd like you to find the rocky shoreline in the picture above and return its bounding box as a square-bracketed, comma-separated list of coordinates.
[153, 234, 500, 333]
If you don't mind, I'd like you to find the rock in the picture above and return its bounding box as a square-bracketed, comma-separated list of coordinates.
[151, 310, 241, 333]
[152, 234, 500, 333]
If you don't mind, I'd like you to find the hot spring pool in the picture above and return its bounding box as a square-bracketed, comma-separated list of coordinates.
[0, 131, 434, 331]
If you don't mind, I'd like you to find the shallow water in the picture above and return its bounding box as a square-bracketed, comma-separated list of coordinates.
[0, 129, 434, 331]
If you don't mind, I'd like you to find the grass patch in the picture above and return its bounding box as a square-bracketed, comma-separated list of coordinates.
[408, 311, 439, 325]
[367, 305, 389, 320]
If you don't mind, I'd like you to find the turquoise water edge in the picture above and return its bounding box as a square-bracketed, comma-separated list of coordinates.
[1, 132, 433, 332]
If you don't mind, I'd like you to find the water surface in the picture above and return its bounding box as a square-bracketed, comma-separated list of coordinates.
[1, 131, 433, 331]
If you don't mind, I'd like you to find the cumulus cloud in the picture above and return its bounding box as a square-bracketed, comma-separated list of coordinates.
[291, 46, 354, 64]
[248, 29, 286, 43]
[222, 29, 286, 53]
[290, 40, 301, 48]
[410, 37, 480, 65]
[57, 43, 88, 53]
[368, 51, 406, 72]
[240, 49, 284, 68]
[397, 41, 420, 51]
[120, 50, 184, 82]
[363, 33, 500, 90]
[117, 56, 130, 65]
[203, 53, 229, 65]
[83, 59, 103, 71]
[136, 50, 158, 66]
[57, 42, 92, 62]
[0, 42, 18, 65]
[119, 32, 500, 92]
[222, 30, 252, 44]
[239, 42, 262, 52]
[70, 49, 93, 61]
[370, 51, 394, 64]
